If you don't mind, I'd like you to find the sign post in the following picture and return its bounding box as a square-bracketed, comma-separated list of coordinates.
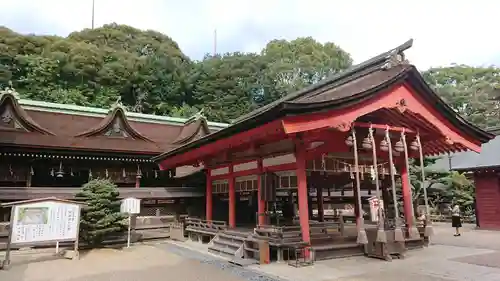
[1, 197, 83, 270]
[120, 198, 141, 248]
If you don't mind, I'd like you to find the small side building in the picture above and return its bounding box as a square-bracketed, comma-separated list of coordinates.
[445, 127, 500, 230]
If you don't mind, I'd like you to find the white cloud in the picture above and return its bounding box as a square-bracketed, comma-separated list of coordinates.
[1, 0, 499, 69]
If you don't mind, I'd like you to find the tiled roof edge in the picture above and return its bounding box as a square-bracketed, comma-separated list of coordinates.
[18, 99, 229, 129]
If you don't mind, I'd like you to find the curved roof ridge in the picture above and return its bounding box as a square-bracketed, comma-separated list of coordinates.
[172, 112, 210, 145]
[0, 88, 55, 135]
[75, 103, 154, 142]
[233, 39, 414, 124]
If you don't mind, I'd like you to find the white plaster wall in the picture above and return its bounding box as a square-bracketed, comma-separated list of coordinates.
[233, 161, 257, 172]
[211, 166, 229, 176]
[263, 153, 296, 167]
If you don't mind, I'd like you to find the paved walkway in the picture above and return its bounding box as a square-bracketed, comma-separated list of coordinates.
[250, 223, 500, 281]
[0, 223, 499, 281]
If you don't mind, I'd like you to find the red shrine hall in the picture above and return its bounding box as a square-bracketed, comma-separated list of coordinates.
[154, 40, 493, 263]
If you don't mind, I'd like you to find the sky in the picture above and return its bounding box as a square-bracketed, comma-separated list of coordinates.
[1, 0, 499, 70]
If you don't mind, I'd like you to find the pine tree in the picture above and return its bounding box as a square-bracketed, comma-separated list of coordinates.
[76, 179, 127, 246]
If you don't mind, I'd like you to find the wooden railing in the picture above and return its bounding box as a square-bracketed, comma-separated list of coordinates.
[184, 217, 227, 237]
[254, 225, 304, 247]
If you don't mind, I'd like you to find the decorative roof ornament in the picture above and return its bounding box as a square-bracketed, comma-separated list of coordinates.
[185, 108, 206, 124]
[0, 82, 20, 101]
[110, 96, 126, 111]
[381, 49, 409, 70]
[194, 108, 204, 119]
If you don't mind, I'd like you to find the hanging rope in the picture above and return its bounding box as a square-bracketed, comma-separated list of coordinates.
[416, 133, 433, 237]
[352, 129, 368, 244]
[401, 129, 421, 239]
[385, 126, 405, 242]
[368, 125, 387, 243]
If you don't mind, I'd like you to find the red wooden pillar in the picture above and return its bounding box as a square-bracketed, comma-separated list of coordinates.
[400, 164, 413, 229]
[206, 170, 213, 221]
[257, 160, 266, 226]
[228, 165, 236, 228]
[295, 141, 311, 246]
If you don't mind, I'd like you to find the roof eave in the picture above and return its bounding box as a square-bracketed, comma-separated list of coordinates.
[406, 69, 495, 144]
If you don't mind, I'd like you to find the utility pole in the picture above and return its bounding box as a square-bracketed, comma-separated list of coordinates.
[91, 0, 95, 29]
[213, 29, 217, 56]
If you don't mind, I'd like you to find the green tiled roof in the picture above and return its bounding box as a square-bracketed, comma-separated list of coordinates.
[18, 99, 229, 130]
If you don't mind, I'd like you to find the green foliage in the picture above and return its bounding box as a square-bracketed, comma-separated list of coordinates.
[0, 24, 353, 123]
[4, 23, 498, 129]
[260, 37, 353, 102]
[76, 179, 127, 246]
[0, 24, 190, 117]
[422, 65, 500, 129]
[404, 157, 474, 214]
[191, 52, 266, 122]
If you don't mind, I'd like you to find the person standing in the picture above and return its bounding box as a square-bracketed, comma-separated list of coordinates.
[451, 204, 462, 236]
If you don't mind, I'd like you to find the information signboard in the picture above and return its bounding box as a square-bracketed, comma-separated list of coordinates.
[120, 197, 141, 248]
[1, 198, 83, 269]
[120, 197, 141, 214]
[11, 201, 80, 244]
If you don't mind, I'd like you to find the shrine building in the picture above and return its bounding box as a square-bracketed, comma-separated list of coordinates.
[153, 40, 494, 262]
[440, 126, 500, 230]
[0, 90, 228, 221]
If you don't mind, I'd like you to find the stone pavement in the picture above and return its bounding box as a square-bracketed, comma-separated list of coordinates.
[250, 223, 500, 281]
[0, 223, 499, 281]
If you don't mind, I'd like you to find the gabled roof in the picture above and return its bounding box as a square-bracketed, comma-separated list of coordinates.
[172, 111, 210, 145]
[75, 102, 154, 142]
[0, 91, 229, 155]
[153, 39, 493, 163]
[0, 89, 54, 135]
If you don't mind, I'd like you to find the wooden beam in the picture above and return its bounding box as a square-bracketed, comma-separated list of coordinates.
[281, 83, 482, 153]
[159, 119, 285, 169]
[353, 122, 416, 133]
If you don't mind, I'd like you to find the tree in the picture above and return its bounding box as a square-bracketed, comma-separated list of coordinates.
[403, 157, 474, 215]
[423, 65, 500, 129]
[76, 179, 127, 246]
[260, 37, 352, 103]
[0, 25, 355, 122]
[0, 24, 192, 114]
[191, 52, 266, 122]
